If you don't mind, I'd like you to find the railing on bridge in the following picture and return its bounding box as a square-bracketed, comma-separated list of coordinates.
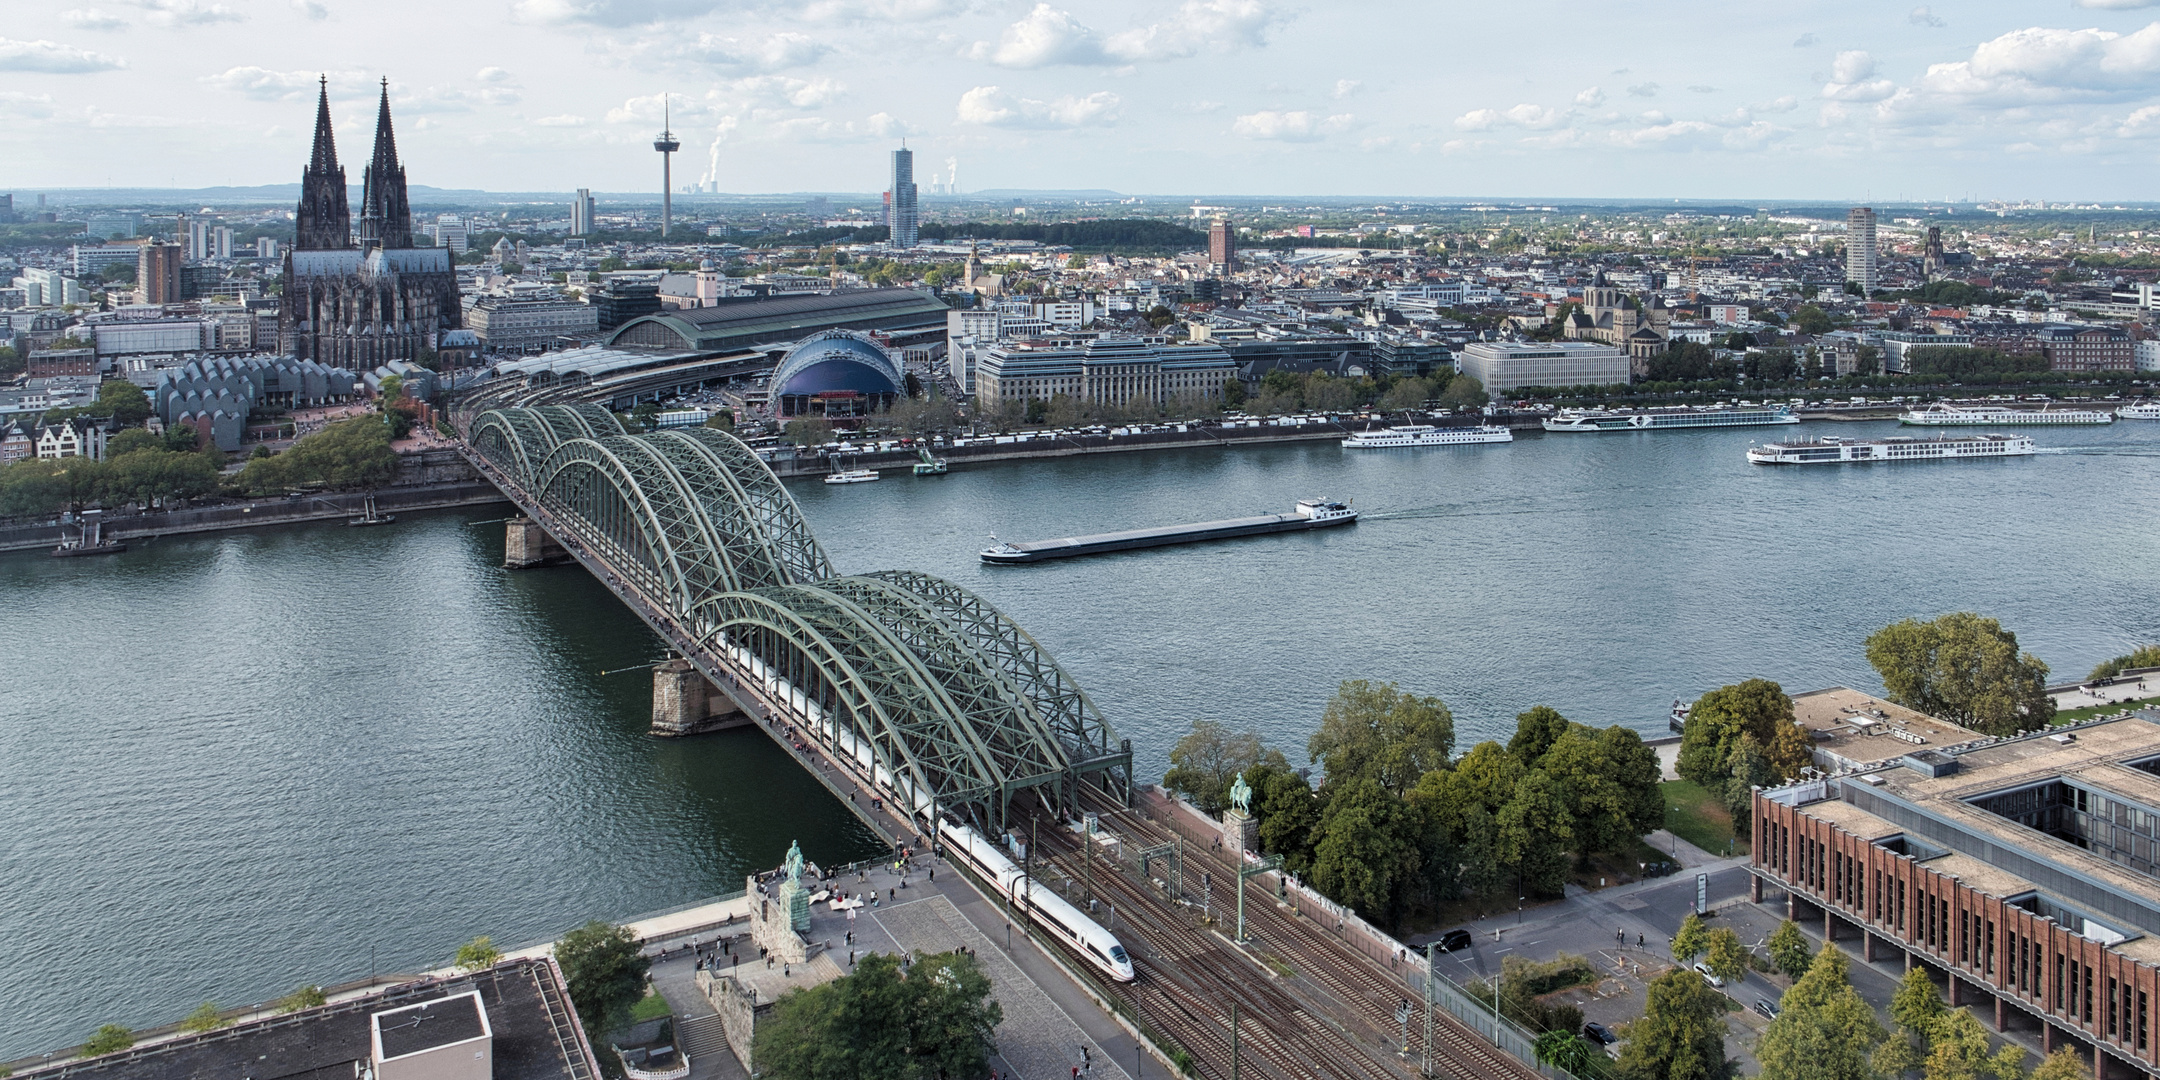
[456, 402, 1132, 834]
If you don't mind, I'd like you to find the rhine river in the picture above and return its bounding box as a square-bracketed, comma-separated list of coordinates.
[3, 418, 2157, 1057]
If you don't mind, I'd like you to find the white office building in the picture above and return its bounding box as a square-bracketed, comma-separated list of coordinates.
[1846, 207, 1878, 294]
[976, 335, 1237, 407]
[467, 295, 599, 351]
[571, 189, 595, 236]
[1456, 341, 1630, 393]
[434, 214, 470, 254]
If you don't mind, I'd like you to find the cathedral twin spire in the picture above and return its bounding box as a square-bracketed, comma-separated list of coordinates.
[293, 76, 412, 252]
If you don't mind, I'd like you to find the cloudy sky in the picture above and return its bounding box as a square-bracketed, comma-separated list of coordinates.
[6, 0, 2160, 200]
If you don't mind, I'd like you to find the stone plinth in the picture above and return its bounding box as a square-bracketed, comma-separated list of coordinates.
[503, 517, 568, 568]
[650, 659, 750, 737]
[1222, 808, 1258, 854]
[746, 877, 808, 965]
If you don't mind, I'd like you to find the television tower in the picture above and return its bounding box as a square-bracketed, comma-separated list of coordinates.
[653, 94, 680, 238]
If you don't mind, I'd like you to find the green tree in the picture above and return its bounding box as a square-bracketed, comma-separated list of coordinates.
[1306, 680, 1454, 796]
[784, 417, 836, 447]
[1672, 912, 1711, 964]
[1890, 965, 1945, 1034]
[1866, 613, 2055, 735]
[456, 935, 503, 972]
[1540, 723, 1664, 856]
[2089, 645, 2160, 682]
[631, 403, 662, 431]
[1378, 376, 1432, 412]
[1759, 944, 1884, 1080]
[107, 428, 164, 457]
[276, 986, 327, 1013]
[178, 1002, 227, 1034]
[1791, 305, 1834, 335]
[1498, 769, 1575, 896]
[554, 921, 650, 1040]
[1507, 706, 1572, 768]
[754, 950, 1001, 1080]
[1161, 719, 1285, 816]
[1437, 373, 1487, 411]
[1703, 928, 1747, 985]
[1220, 376, 1247, 410]
[1616, 968, 1729, 1080]
[1767, 920, 1813, 981]
[1677, 679, 1811, 793]
[1535, 1028, 1599, 1074]
[1922, 1008, 2023, 1080]
[235, 417, 398, 494]
[2028, 1048, 2087, 1080]
[81, 1025, 134, 1057]
[95, 380, 153, 427]
[1246, 760, 1321, 873]
[1307, 777, 1426, 927]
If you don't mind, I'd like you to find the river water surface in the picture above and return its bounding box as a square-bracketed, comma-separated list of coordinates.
[3, 417, 2156, 1057]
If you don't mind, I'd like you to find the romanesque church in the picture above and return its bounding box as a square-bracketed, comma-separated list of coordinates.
[278, 78, 462, 369]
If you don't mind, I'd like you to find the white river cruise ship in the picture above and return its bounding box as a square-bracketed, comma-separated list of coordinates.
[2115, 401, 2160, 420]
[1898, 403, 2112, 426]
[1341, 424, 1513, 447]
[1746, 433, 2036, 465]
[1543, 405, 1800, 432]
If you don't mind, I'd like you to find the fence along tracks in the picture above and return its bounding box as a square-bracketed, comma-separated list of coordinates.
[1016, 789, 1543, 1080]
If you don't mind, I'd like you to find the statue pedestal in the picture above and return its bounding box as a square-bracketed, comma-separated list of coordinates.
[1222, 808, 1258, 855]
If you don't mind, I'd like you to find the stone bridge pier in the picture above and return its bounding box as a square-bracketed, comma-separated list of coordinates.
[652, 658, 751, 737]
[502, 516, 570, 568]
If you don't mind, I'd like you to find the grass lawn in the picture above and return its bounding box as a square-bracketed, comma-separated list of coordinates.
[629, 990, 672, 1024]
[2053, 696, 2159, 725]
[1659, 779, 1738, 857]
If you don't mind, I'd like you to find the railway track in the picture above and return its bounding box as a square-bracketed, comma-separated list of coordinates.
[1051, 790, 1543, 1080]
[1025, 811, 1391, 1080]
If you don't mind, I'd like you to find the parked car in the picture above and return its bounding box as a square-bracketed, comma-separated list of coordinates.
[1581, 1022, 1618, 1045]
[1753, 998, 1781, 1020]
[1691, 962, 1726, 988]
[1437, 928, 1474, 953]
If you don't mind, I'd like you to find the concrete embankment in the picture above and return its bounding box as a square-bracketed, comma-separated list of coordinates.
[0, 478, 508, 553]
[767, 422, 1356, 477]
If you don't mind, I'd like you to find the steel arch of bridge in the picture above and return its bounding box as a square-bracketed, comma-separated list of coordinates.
[467, 405, 1130, 828]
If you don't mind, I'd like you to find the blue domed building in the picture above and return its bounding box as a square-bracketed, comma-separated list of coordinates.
[771, 330, 906, 418]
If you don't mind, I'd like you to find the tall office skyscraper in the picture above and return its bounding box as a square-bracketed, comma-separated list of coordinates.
[1846, 207, 1878, 295]
[572, 188, 595, 236]
[1208, 218, 1237, 272]
[887, 147, 918, 248]
[138, 241, 183, 305]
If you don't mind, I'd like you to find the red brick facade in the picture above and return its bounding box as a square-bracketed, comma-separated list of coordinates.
[1755, 793, 2158, 1076]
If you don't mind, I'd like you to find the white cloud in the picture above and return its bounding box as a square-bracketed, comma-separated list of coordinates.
[0, 91, 58, 118]
[802, 0, 962, 20]
[1914, 23, 2160, 104]
[1793, 32, 1818, 47]
[534, 114, 588, 126]
[968, 4, 1108, 67]
[512, 0, 721, 27]
[956, 85, 1119, 128]
[476, 67, 516, 84]
[1574, 86, 1606, 107]
[1626, 82, 1659, 97]
[1822, 50, 1896, 101]
[1453, 108, 1503, 131]
[290, 0, 327, 18]
[1909, 6, 1945, 28]
[2119, 104, 2160, 132]
[670, 31, 829, 72]
[1504, 103, 1562, 128]
[1332, 79, 1361, 99]
[2075, 0, 2158, 8]
[968, 0, 1278, 68]
[1687, 84, 1717, 93]
[730, 75, 847, 108]
[1104, 0, 1278, 62]
[136, 0, 244, 26]
[1758, 95, 1799, 113]
[1230, 109, 1353, 141]
[0, 37, 125, 73]
[203, 66, 345, 100]
[61, 9, 127, 30]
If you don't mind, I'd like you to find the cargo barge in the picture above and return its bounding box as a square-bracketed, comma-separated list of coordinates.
[981, 499, 1355, 564]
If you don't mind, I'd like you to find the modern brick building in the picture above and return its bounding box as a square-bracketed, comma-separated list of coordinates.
[1751, 713, 2160, 1078]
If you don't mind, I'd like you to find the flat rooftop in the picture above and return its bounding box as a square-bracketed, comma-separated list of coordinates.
[1786, 713, 2160, 942]
[375, 992, 486, 1058]
[21, 960, 587, 1080]
[1791, 686, 1987, 768]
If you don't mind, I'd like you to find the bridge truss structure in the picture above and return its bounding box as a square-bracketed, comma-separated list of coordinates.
[465, 404, 1132, 833]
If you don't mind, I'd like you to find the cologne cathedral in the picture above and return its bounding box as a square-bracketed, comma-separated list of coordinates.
[278, 78, 462, 369]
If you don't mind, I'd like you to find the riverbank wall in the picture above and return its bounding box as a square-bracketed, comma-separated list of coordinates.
[764, 412, 1544, 478]
[0, 450, 508, 554]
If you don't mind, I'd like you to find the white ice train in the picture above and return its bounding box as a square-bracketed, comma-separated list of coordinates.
[936, 817, 1136, 983]
[717, 636, 1138, 984]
